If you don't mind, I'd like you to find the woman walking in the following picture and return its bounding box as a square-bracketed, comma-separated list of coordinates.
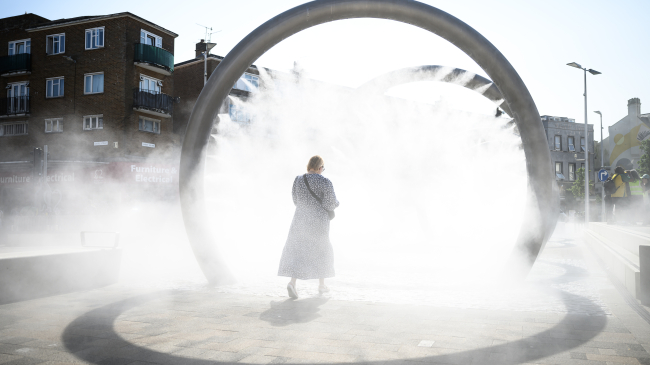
[278, 155, 339, 298]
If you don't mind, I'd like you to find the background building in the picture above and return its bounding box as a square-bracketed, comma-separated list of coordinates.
[600, 98, 650, 170]
[0, 12, 178, 219]
[541, 115, 595, 202]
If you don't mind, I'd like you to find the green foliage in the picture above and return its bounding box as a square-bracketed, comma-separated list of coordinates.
[638, 140, 650, 177]
[569, 167, 595, 200]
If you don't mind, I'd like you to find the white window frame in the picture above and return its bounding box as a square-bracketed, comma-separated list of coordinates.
[83, 115, 103, 130]
[139, 74, 162, 94]
[46, 77, 64, 98]
[138, 116, 161, 134]
[568, 136, 575, 152]
[85, 27, 105, 50]
[140, 29, 162, 48]
[0, 121, 28, 136]
[84, 72, 104, 94]
[44, 118, 63, 133]
[8, 39, 31, 55]
[554, 135, 561, 151]
[233, 73, 259, 93]
[46, 33, 65, 55]
[580, 137, 586, 152]
[568, 163, 576, 181]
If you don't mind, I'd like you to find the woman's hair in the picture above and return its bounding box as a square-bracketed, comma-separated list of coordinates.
[307, 155, 324, 172]
[615, 166, 625, 174]
[629, 169, 641, 181]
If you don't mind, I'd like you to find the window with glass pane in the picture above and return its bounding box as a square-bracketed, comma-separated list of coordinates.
[45, 118, 63, 133]
[568, 136, 575, 151]
[83, 115, 103, 130]
[46, 78, 64, 98]
[140, 76, 160, 93]
[138, 117, 160, 134]
[580, 137, 586, 152]
[84, 73, 104, 94]
[85, 28, 104, 49]
[234, 73, 259, 92]
[229, 103, 251, 123]
[555, 162, 562, 174]
[140, 30, 162, 48]
[8, 39, 30, 55]
[554, 135, 561, 150]
[46, 34, 65, 55]
[581, 163, 585, 171]
[0, 122, 27, 136]
[569, 163, 576, 181]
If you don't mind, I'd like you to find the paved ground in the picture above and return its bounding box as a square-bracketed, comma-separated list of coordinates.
[2, 225, 650, 364]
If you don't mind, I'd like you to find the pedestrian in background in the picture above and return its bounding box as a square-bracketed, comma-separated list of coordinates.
[627, 170, 643, 224]
[606, 166, 630, 224]
[642, 174, 650, 225]
[278, 155, 339, 299]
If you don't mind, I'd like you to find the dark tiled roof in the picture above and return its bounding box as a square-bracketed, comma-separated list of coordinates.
[25, 12, 177, 37]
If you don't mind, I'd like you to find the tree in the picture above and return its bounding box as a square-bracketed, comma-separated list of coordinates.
[638, 139, 650, 177]
[569, 167, 595, 200]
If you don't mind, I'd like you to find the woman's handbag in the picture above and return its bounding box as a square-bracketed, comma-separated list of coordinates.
[303, 174, 335, 220]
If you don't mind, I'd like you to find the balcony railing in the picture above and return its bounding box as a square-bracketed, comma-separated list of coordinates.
[133, 88, 173, 115]
[0, 96, 30, 116]
[0, 54, 31, 75]
[134, 43, 174, 74]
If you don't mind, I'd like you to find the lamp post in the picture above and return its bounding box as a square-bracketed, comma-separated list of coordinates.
[567, 62, 601, 223]
[594, 110, 604, 221]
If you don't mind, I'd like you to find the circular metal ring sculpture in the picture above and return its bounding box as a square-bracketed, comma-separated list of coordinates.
[180, 0, 558, 284]
[357, 65, 513, 117]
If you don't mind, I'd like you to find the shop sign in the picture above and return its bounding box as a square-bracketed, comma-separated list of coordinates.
[142, 142, 155, 148]
[94, 141, 108, 146]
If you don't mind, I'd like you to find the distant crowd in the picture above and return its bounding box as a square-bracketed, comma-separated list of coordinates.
[605, 167, 650, 225]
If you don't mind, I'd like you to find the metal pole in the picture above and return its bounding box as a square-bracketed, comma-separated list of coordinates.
[43, 144, 48, 182]
[584, 69, 589, 223]
[204, 51, 207, 86]
[600, 113, 605, 222]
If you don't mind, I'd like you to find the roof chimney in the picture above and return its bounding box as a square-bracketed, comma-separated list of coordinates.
[628, 98, 641, 117]
[195, 39, 216, 59]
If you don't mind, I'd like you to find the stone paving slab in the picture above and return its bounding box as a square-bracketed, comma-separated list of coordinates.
[2, 228, 650, 364]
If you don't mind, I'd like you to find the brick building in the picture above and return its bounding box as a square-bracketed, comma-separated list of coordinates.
[173, 40, 260, 137]
[0, 12, 179, 217]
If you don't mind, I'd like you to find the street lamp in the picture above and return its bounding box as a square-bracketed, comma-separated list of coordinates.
[594, 111, 604, 221]
[567, 62, 601, 223]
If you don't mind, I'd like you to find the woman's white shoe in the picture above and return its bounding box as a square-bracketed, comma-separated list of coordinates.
[287, 283, 298, 299]
[318, 285, 330, 294]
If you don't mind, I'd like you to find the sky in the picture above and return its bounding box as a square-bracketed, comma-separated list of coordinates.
[4, 0, 649, 138]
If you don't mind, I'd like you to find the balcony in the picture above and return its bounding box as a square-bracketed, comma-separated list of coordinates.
[0, 54, 31, 77]
[0, 96, 30, 117]
[134, 44, 173, 75]
[133, 88, 173, 118]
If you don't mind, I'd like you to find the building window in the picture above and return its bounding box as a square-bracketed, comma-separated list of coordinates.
[6, 82, 29, 114]
[554, 135, 561, 151]
[84, 73, 104, 94]
[138, 116, 160, 134]
[0, 122, 27, 136]
[581, 163, 585, 171]
[45, 118, 63, 133]
[580, 137, 586, 152]
[140, 30, 162, 48]
[46, 77, 64, 98]
[555, 162, 564, 180]
[83, 115, 103, 130]
[229, 103, 251, 123]
[8, 39, 30, 55]
[139, 75, 161, 93]
[46, 34, 65, 55]
[233, 73, 259, 92]
[568, 136, 575, 152]
[85, 27, 104, 50]
[569, 163, 576, 181]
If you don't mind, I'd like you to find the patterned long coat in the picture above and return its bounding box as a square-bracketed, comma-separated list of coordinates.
[278, 173, 339, 280]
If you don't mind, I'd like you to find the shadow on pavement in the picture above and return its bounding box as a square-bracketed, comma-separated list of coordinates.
[62, 263, 609, 365]
[259, 297, 329, 326]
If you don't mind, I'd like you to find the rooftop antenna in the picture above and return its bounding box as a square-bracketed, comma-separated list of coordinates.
[196, 24, 220, 86]
[196, 24, 221, 43]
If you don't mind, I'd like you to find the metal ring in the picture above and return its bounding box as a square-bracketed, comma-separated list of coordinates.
[180, 0, 558, 284]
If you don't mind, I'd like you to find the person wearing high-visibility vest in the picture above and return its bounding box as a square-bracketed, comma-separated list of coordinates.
[608, 166, 630, 223]
[628, 170, 643, 224]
